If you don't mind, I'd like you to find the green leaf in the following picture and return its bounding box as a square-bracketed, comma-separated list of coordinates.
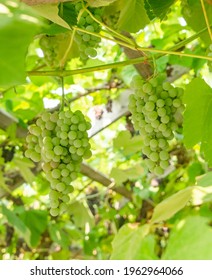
[19, 210, 48, 247]
[68, 201, 94, 229]
[13, 157, 35, 185]
[110, 224, 158, 259]
[182, 0, 212, 45]
[150, 187, 194, 223]
[32, 4, 70, 30]
[110, 165, 144, 185]
[117, 0, 150, 33]
[113, 130, 143, 155]
[0, 6, 39, 87]
[60, 3, 78, 27]
[196, 172, 212, 187]
[183, 78, 212, 165]
[1, 204, 31, 246]
[48, 223, 70, 249]
[162, 216, 212, 260]
[110, 168, 128, 185]
[86, 0, 118, 7]
[144, 0, 175, 20]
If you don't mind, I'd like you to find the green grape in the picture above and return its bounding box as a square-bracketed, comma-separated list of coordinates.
[154, 166, 164, 176]
[142, 83, 152, 94]
[159, 151, 169, 161]
[50, 207, 59, 217]
[50, 199, 59, 209]
[61, 194, 70, 203]
[51, 169, 61, 179]
[173, 98, 181, 108]
[149, 152, 159, 162]
[53, 146, 63, 156]
[158, 138, 167, 148]
[145, 159, 155, 169]
[157, 108, 166, 117]
[56, 182, 66, 192]
[159, 123, 167, 132]
[142, 146, 151, 156]
[147, 111, 158, 121]
[160, 160, 169, 170]
[145, 124, 154, 133]
[150, 139, 158, 149]
[61, 169, 69, 177]
[161, 115, 170, 124]
[156, 99, 165, 108]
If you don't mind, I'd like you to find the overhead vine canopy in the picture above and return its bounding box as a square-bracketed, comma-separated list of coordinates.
[0, 0, 212, 260]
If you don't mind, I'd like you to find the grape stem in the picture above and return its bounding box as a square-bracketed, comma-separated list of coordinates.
[200, 0, 212, 41]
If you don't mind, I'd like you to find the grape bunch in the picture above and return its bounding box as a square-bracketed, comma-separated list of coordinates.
[39, 33, 71, 68]
[128, 75, 184, 176]
[207, 44, 212, 72]
[25, 108, 92, 216]
[74, 2, 103, 62]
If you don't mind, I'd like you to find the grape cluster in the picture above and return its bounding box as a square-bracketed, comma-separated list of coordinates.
[39, 33, 71, 68]
[128, 75, 184, 176]
[74, 2, 102, 62]
[25, 108, 92, 216]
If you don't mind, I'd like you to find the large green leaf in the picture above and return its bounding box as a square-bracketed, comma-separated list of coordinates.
[150, 187, 193, 223]
[0, 2, 39, 88]
[162, 216, 212, 260]
[68, 201, 94, 229]
[182, 0, 212, 45]
[111, 224, 158, 260]
[33, 4, 70, 29]
[1, 204, 31, 246]
[144, 0, 175, 20]
[13, 157, 35, 185]
[113, 130, 143, 156]
[110, 165, 144, 185]
[117, 0, 150, 33]
[184, 78, 212, 152]
[19, 210, 48, 247]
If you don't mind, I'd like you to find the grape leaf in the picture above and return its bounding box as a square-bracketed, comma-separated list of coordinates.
[182, 0, 212, 45]
[13, 158, 35, 185]
[110, 165, 144, 185]
[113, 130, 143, 155]
[1, 204, 31, 247]
[32, 4, 70, 29]
[110, 224, 158, 260]
[196, 172, 212, 187]
[117, 0, 150, 33]
[150, 187, 193, 223]
[144, 0, 175, 20]
[162, 216, 212, 260]
[60, 2, 77, 27]
[68, 201, 94, 229]
[0, 5, 39, 87]
[19, 210, 48, 247]
[183, 78, 212, 150]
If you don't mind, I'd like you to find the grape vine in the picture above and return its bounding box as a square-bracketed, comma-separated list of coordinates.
[25, 107, 92, 216]
[128, 74, 184, 176]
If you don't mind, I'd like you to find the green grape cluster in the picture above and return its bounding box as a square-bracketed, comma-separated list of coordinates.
[25, 108, 92, 216]
[39, 33, 71, 68]
[207, 44, 212, 72]
[74, 2, 102, 62]
[128, 75, 184, 176]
